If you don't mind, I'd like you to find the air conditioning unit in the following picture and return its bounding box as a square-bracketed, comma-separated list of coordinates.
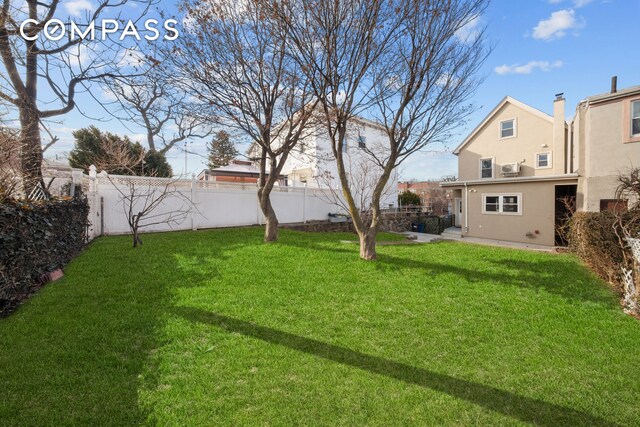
[501, 163, 520, 175]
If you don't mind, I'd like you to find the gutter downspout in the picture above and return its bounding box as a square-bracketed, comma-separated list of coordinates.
[463, 182, 468, 235]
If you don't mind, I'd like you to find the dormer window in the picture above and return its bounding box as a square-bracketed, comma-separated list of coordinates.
[632, 100, 640, 136]
[500, 119, 515, 139]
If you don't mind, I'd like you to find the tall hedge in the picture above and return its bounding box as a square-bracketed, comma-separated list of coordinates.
[568, 210, 640, 287]
[0, 197, 89, 313]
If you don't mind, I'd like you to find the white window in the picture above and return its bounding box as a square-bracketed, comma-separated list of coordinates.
[500, 119, 516, 139]
[480, 158, 493, 179]
[482, 193, 522, 215]
[484, 195, 499, 212]
[342, 139, 348, 152]
[357, 135, 367, 148]
[632, 100, 640, 136]
[536, 152, 551, 169]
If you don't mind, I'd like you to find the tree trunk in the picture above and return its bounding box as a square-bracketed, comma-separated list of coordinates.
[132, 228, 143, 247]
[259, 193, 279, 242]
[19, 103, 44, 197]
[359, 228, 377, 260]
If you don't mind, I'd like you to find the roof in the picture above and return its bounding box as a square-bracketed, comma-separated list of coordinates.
[452, 96, 554, 155]
[211, 162, 261, 176]
[585, 85, 640, 105]
[440, 173, 578, 187]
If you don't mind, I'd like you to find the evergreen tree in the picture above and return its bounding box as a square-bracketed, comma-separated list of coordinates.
[398, 191, 421, 206]
[69, 126, 172, 177]
[207, 131, 238, 169]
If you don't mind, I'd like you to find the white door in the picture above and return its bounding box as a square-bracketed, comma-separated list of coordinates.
[454, 198, 462, 227]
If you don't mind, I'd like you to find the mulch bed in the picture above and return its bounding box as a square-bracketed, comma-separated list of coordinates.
[0, 269, 63, 318]
[0, 281, 48, 318]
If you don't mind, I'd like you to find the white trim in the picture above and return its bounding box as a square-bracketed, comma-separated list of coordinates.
[482, 193, 523, 216]
[631, 100, 640, 137]
[441, 173, 578, 187]
[535, 152, 552, 169]
[499, 118, 517, 140]
[479, 157, 494, 179]
[453, 96, 554, 154]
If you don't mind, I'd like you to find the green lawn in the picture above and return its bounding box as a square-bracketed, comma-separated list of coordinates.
[1, 228, 639, 426]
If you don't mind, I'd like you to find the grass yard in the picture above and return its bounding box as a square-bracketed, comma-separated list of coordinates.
[1, 227, 639, 426]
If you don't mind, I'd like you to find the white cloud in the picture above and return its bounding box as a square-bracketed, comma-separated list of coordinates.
[52, 126, 78, 134]
[573, 0, 593, 7]
[68, 44, 91, 69]
[455, 15, 481, 43]
[532, 9, 583, 40]
[547, 0, 593, 6]
[64, 0, 93, 18]
[494, 60, 563, 75]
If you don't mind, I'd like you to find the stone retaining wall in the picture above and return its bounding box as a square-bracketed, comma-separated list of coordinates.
[282, 212, 422, 233]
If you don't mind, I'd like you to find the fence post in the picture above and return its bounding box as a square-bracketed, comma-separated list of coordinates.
[89, 165, 97, 192]
[253, 181, 261, 225]
[191, 173, 197, 231]
[303, 183, 307, 223]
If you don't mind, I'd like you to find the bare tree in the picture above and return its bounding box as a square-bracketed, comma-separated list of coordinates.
[314, 135, 397, 215]
[108, 175, 193, 247]
[278, 0, 488, 259]
[92, 136, 193, 247]
[100, 69, 211, 154]
[173, 0, 317, 242]
[0, 0, 154, 196]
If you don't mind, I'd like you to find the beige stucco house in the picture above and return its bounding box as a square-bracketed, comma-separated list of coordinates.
[572, 85, 640, 211]
[442, 82, 640, 247]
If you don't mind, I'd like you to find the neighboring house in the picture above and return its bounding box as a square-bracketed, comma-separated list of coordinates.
[250, 115, 399, 210]
[572, 84, 640, 211]
[397, 181, 452, 215]
[443, 81, 640, 246]
[197, 159, 284, 184]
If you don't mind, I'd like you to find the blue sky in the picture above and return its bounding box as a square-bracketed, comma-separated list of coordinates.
[42, 0, 639, 179]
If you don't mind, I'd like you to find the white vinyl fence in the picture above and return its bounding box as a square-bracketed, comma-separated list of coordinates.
[82, 168, 343, 240]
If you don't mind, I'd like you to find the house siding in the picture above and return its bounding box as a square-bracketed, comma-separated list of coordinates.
[455, 180, 569, 246]
[574, 94, 640, 211]
[458, 102, 560, 182]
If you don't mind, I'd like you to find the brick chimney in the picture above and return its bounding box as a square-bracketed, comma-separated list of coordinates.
[553, 93, 566, 174]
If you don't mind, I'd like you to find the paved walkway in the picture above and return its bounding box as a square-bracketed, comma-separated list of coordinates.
[402, 232, 557, 252]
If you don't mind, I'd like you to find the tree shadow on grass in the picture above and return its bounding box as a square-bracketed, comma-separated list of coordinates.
[277, 235, 615, 306]
[174, 306, 617, 426]
[0, 231, 251, 426]
[374, 252, 617, 307]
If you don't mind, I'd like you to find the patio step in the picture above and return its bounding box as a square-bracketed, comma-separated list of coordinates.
[441, 227, 462, 239]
